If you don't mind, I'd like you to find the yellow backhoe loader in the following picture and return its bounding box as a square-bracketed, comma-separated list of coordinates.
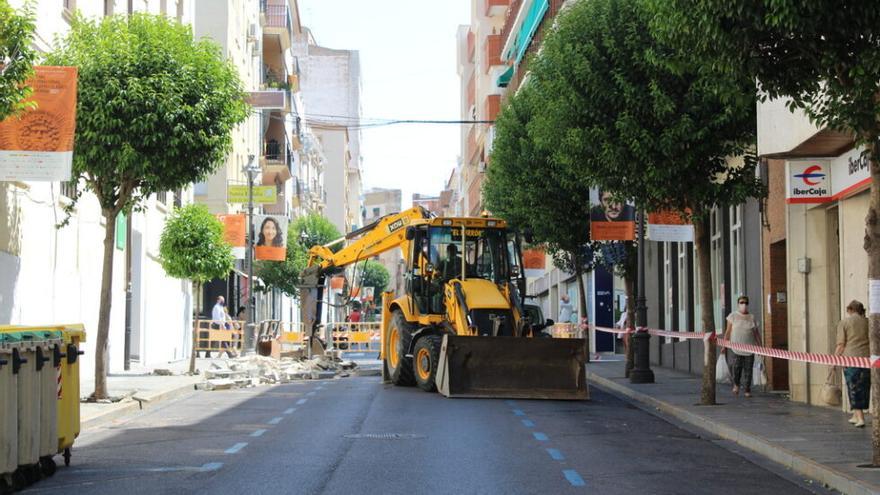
[299, 207, 588, 400]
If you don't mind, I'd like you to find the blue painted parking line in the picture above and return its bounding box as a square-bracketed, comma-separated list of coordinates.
[513, 409, 525, 416]
[250, 429, 267, 438]
[546, 448, 565, 461]
[201, 462, 223, 472]
[563, 469, 586, 487]
[284, 407, 296, 415]
[225, 442, 247, 454]
[297, 398, 308, 405]
[268, 416, 283, 425]
[533, 432, 549, 441]
[522, 419, 535, 428]
[307, 391, 316, 396]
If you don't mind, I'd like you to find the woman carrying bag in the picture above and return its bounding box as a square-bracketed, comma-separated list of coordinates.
[720, 296, 761, 398]
[834, 300, 870, 428]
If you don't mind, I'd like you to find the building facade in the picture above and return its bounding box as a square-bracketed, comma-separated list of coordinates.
[362, 188, 404, 295]
[2, 0, 196, 382]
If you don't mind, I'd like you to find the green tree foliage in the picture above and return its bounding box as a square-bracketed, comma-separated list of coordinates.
[652, 0, 880, 464]
[159, 204, 233, 284]
[255, 213, 341, 296]
[0, 0, 36, 120]
[46, 13, 248, 399]
[483, 85, 595, 355]
[520, 0, 763, 403]
[360, 260, 390, 296]
[159, 204, 234, 373]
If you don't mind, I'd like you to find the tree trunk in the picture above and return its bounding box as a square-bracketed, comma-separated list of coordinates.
[694, 214, 716, 406]
[574, 258, 591, 362]
[91, 209, 117, 400]
[864, 138, 880, 466]
[189, 281, 201, 374]
[624, 272, 635, 377]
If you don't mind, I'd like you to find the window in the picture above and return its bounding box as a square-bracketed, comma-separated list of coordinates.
[64, 0, 76, 11]
[176, 0, 183, 21]
[104, 0, 113, 15]
[663, 242, 674, 342]
[677, 242, 689, 331]
[710, 207, 724, 330]
[174, 189, 183, 208]
[160, 0, 167, 14]
[372, 207, 380, 217]
[60, 179, 78, 199]
[729, 204, 744, 303]
[157, 190, 168, 205]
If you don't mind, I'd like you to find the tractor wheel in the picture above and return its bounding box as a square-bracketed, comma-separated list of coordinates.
[413, 335, 442, 392]
[386, 310, 415, 386]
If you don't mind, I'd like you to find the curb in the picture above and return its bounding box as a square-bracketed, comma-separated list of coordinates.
[81, 381, 199, 430]
[587, 370, 880, 495]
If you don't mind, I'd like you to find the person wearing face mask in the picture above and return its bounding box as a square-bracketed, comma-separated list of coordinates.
[834, 300, 870, 428]
[721, 296, 761, 397]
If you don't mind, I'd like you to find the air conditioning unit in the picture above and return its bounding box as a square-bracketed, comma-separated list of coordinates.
[478, 161, 487, 173]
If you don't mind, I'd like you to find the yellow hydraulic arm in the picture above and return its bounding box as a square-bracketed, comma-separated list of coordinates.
[305, 205, 430, 275]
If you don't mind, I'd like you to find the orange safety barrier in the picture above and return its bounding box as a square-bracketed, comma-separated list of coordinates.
[194, 319, 243, 357]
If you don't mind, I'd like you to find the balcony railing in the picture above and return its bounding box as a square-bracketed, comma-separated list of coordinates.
[261, 1, 290, 31]
[467, 30, 475, 63]
[485, 34, 503, 73]
[485, 0, 510, 16]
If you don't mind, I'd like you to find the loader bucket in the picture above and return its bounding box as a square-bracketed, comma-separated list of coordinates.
[435, 335, 588, 400]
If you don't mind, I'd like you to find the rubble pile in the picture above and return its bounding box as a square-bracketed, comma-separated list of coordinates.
[197, 353, 358, 391]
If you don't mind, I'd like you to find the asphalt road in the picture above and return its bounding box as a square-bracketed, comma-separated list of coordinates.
[25, 376, 827, 495]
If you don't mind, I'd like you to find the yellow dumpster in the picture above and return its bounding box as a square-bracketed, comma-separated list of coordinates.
[0, 335, 18, 491]
[34, 331, 62, 477]
[13, 332, 41, 485]
[55, 325, 84, 467]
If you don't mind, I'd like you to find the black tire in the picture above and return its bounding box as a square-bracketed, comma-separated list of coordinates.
[413, 335, 442, 392]
[386, 310, 415, 386]
[39, 456, 56, 477]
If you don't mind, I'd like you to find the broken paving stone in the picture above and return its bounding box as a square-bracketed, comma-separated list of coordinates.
[152, 368, 173, 376]
[207, 378, 235, 390]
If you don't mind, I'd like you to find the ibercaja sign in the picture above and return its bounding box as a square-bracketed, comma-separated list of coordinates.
[786, 148, 870, 204]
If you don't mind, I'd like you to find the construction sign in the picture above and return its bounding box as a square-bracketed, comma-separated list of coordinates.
[647, 210, 694, 242]
[0, 66, 78, 181]
[590, 189, 636, 241]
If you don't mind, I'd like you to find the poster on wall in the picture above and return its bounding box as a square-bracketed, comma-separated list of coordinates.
[590, 189, 636, 241]
[647, 210, 694, 242]
[522, 247, 546, 278]
[253, 214, 287, 261]
[0, 66, 78, 181]
[217, 213, 246, 259]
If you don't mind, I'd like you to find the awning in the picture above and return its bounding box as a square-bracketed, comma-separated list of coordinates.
[497, 65, 514, 88]
[503, 0, 550, 66]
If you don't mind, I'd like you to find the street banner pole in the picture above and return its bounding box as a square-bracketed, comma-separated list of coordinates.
[630, 208, 655, 383]
[244, 155, 258, 355]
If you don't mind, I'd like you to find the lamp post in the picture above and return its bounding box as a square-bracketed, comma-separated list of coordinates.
[630, 209, 655, 383]
[243, 155, 259, 354]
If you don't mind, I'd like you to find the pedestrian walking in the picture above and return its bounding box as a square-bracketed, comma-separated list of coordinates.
[721, 296, 761, 398]
[212, 296, 228, 327]
[834, 300, 870, 428]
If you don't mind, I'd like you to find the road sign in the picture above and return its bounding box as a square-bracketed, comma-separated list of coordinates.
[228, 185, 277, 204]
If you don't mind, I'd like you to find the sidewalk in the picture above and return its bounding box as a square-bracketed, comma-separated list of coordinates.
[588, 361, 880, 495]
[79, 358, 217, 428]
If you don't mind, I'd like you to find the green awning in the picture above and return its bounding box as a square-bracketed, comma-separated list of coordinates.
[497, 65, 514, 88]
[503, 0, 550, 66]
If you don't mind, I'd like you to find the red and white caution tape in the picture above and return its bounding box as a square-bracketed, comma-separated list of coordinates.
[592, 325, 878, 369]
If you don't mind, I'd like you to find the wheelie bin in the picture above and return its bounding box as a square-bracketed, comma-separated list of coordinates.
[12, 332, 41, 486]
[0, 335, 18, 494]
[35, 331, 62, 477]
[55, 325, 85, 467]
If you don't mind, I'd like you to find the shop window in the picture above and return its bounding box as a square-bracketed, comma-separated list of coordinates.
[663, 242, 674, 342]
[729, 204, 744, 303]
[677, 242, 689, 331]
[710, 207, 724, 329]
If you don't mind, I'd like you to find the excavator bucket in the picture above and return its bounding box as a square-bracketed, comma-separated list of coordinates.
[435, 335, 589, 400]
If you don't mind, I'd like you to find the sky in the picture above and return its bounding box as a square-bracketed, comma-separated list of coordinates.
[299, 0, 470, 209]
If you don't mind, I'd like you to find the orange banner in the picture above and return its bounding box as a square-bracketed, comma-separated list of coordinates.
[591, 222, 636, 241]
[0, 66, 78, 181]
[217, 214, 246, 248]
[648, 210, 689, 225]
[255, 246, 285, 261]
[522, 248, 546, 270]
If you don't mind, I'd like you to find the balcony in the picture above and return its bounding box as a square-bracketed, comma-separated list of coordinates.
[467, 30, 475, 63]
[466, 73, 475, 112]
[485, 34, 503, 73]
[261, 140, 292, 184]
[262, 187, 287, 215]
[467, 125, 480, 165]
[485, 0, 510, 17]
[500, 0, 523, 53]
[261, 0, 292, 51]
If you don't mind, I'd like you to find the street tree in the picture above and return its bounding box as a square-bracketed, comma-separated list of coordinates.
[46, 13, 249, 399]
[0, 0, 36, 120]
[159, 204, 234, 373]
[483, 86, 595, 356]
[651, 0, 880, 466]
[527, 0, 762, 403]
[255, 212, 341, 296]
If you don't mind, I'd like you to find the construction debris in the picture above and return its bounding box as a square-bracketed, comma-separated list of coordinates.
[196, 353, 359, 391]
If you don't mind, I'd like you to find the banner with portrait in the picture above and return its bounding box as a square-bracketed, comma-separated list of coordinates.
[253, 214, 287, 261]
[589, 189, 636, 241]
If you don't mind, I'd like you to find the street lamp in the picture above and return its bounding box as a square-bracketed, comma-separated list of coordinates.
[242, 154, 259, 354]
[630, 209, 655, 383]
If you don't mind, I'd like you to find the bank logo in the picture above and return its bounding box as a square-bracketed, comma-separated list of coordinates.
[794, 165, 826, 186]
